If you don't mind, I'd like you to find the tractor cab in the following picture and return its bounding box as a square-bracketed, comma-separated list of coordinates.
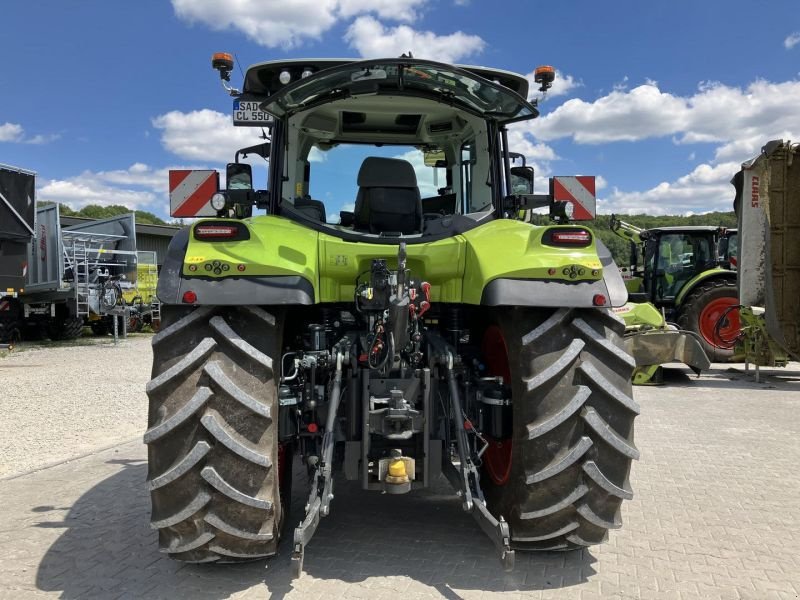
[640, 226, 723, 306]
[179, 57, 594, 234]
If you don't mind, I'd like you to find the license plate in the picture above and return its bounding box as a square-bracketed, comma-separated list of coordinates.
[233, 100, 273, 127]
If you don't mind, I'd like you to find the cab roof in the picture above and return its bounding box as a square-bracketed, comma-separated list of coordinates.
[243, 58, 531, 99]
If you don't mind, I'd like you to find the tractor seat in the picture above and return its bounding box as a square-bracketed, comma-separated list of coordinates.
[353, 157, 423, 235]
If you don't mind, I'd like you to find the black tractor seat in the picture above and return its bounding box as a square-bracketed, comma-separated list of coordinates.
[353, 157, 423, 235]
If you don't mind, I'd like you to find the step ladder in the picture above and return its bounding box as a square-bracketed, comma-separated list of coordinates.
[69, 240, 91, 320]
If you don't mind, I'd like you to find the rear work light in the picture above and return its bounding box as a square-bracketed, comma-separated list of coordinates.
[544, 228, 592, 247]
[193, 221, 250, 241]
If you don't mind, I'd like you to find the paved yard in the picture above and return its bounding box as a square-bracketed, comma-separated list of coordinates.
[1, 338, 799, 599]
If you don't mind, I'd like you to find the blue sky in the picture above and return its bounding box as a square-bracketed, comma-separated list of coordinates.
[1, 0, 799, 220]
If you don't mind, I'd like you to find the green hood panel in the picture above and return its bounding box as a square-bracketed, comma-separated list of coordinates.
[182, 217, 606, 306]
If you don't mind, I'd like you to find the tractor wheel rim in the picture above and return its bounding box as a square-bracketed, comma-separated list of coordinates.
[699, 297, 740, 348]
[481, 325, 513, 486]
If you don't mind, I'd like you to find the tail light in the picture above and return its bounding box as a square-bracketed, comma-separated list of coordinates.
[544, 228, 592, 247]
[193, 221, 250, 241]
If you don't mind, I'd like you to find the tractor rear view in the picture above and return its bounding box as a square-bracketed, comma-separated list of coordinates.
[146, 56, 639, 576]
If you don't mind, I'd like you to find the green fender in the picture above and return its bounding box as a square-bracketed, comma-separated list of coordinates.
[674, 267, 736, 307]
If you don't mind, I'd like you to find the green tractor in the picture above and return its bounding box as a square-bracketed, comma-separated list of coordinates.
[610, 216, 739, 362]
[146, 56, 639, 575]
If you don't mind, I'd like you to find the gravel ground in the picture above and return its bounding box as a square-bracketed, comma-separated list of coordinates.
[0, 335, 152, 479]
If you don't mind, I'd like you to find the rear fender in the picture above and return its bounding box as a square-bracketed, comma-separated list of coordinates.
[674, 268, 736, 306]
[476, 235, 628, 308]
[157, 219, 317, 305]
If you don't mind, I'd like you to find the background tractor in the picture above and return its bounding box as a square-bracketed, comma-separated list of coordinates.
[610, 217, 738, 361]
[146, 56, 639, 576]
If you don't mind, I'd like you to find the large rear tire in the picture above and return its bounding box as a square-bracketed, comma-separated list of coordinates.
[145, 304, 285, 562]
[483, 307, 639, 550]
[677, 279, 739, 362]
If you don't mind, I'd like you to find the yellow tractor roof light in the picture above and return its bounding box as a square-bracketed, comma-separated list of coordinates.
[534, 65, 556, 93]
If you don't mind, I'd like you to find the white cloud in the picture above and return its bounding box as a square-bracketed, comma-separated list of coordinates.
[327, 202, 355, 224]
[600, 161, 740, 216]
[0, 122, 59, 145]
[0, 122, 24, 142]
[526, 76, 800, 214]
[393, 149, 442, 198]
[308, 147, 327, 163]
[532, 79, 800, 150]
[337, 0, 426, 22]
[533, 83, 686, 144]
[24, 133, 61, 145]
[506, 127, 557, 163]
[524, 70, 582, 100]
[36, 163, 208, 217]
[172, 0, 339, 49]
[785, 32, 800, 49]
[171, 0, 426, 49]
[38, 175, 158, 212]
[345, 16, 485, 63]
[153, 109, 266, 163]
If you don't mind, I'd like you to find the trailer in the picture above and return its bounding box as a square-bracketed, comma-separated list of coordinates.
[0, 163, 36, 343]
[733, 140, 800, 376]
[3, 202, 140, 340]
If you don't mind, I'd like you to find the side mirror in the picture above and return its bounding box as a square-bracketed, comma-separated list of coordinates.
[509, 166, 534, 195]
[227, 163, 253, 190]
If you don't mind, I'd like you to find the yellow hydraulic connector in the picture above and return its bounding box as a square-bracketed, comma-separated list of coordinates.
[382, 449, 413, 494]
[386, 456, 409, 484]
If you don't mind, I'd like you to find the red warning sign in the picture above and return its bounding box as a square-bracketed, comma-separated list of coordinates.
[169, 170, 220, 218]
[553, 176, 596, 220]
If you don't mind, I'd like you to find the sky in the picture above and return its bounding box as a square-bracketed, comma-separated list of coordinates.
[1, 0, 799, 221]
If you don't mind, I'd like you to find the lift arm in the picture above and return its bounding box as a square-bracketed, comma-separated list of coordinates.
[610, 214, 646, 244]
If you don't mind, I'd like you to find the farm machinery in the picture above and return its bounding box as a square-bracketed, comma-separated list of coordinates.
[0, 183, 142, 342]
[145, 56, 639, 576]
[731, 140, 800, 377]
[609, 214, 744, 381]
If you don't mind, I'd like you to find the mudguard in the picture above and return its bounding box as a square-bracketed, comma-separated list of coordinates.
[479, 238, 627, 308]
[156, 227, 315, 305]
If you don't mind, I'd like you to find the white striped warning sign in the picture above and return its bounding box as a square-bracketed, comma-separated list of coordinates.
[169, 170, 220, 218]
[553, 176, 596, 220]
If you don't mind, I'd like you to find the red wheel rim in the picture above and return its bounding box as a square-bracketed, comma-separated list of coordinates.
[699, 297, 740, 348]
[481, 325, 513, 485]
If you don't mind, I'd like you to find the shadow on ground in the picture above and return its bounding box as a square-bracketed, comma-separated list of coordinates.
[655, 364, 800, 392]
[35, 458, 596, 599]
